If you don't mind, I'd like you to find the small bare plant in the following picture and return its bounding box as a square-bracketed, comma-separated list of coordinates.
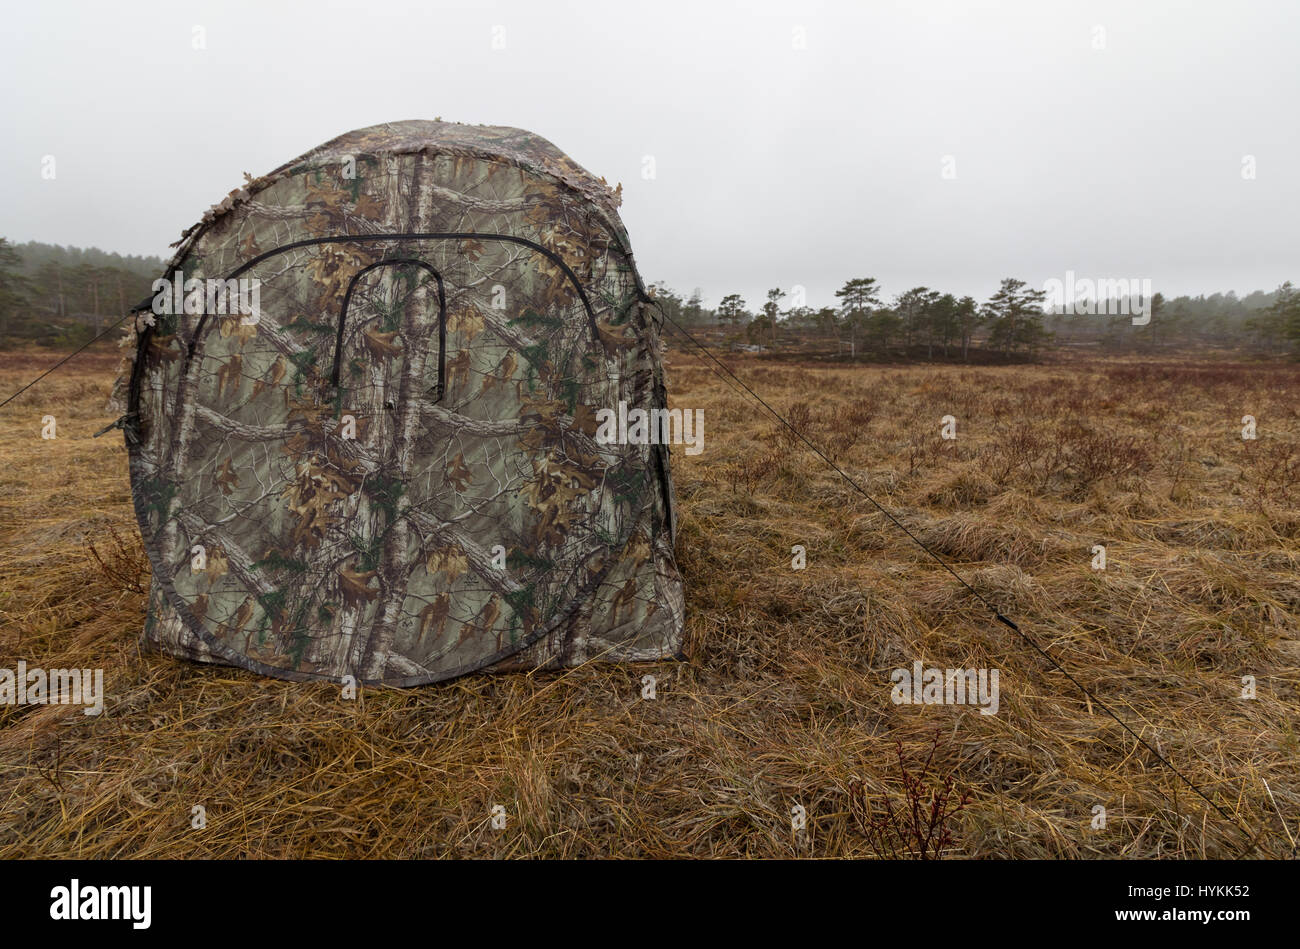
[848, 733, 972, 859]
[1160, 435, 1196, 501]
[987, 425, 1047, 484]
[828, 399, 875, 439]
[87, 524, 150, 595]
[779, 400, 814, 450]
[1246, 440, 1300, 504]
[906, 428, 945, 474]
[1059, 422, 1151, 493]
[725, 451, 782, 493]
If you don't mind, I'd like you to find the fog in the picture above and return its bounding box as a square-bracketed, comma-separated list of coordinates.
[2, 0, 1296, 309]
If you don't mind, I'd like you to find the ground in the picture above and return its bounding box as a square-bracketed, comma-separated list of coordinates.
[0, 346, 1296, 857]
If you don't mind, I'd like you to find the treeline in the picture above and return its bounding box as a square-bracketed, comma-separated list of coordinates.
[649, 278, 1300, 360]
[0, 239, 165, 346]
[3, 238, 1298, 360]
[1050, 287, 1300, 352]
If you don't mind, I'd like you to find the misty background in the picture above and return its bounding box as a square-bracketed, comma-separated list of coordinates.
[1, 0, 1297, 312]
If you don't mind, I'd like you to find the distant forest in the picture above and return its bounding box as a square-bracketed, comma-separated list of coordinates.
[0, 239, 164, 346]
[650, 277, 1300, 360]
[1, 238, 1297, 359]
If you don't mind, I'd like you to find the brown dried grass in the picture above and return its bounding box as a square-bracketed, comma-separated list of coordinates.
[0, 347, 1296, 858]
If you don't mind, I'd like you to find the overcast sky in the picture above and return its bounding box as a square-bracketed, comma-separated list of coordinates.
[2, 0, 1296, 310]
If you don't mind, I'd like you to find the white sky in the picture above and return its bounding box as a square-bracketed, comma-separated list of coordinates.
[1, 0, 1296, 310]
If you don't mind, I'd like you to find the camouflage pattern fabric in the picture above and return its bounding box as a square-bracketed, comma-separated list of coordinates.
[123, 120, 684, 685]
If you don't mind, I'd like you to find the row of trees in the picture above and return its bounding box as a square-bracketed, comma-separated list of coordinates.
[1243, 283, 1300, 350]
[4, 238, 1297, 360]
[0, 239, 165, 346]
[831, 278, 1051, 359]
[655, 277, 1055, 358]
[650, 278, 1300, 359]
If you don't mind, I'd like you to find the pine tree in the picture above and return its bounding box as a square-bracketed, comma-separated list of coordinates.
[984, 278, 1050, 357]
[834, 278, 882, 358]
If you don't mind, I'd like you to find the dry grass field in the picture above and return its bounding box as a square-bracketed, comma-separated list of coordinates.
[1, 345, 1297, 858]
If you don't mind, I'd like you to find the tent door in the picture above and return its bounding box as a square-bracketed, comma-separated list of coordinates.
[330, 258, 445, 402]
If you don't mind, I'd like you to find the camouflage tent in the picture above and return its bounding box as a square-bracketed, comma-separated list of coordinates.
[122, 120, 685, 685]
